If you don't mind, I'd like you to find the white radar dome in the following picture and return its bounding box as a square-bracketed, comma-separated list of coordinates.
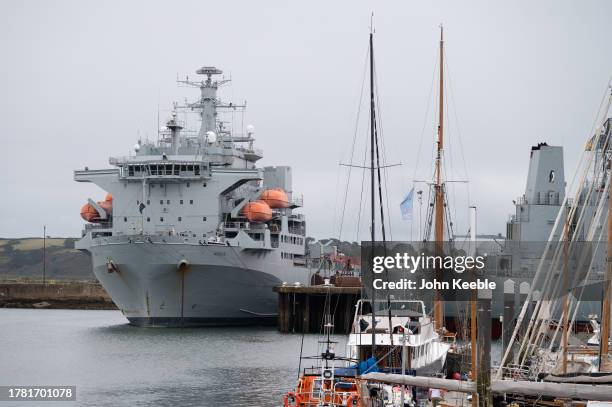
[206, 131, 217, 143]
[134, 144, 141, 152]
[246, 124, 255, 135]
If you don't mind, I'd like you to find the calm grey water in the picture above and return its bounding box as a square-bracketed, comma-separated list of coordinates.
[0, 309, 343, 407]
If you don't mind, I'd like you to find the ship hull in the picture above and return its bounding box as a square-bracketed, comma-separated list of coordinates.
[86, 240, 309, 327]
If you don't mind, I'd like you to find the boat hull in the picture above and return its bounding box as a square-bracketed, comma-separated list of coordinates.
[85, 240, 310, 326]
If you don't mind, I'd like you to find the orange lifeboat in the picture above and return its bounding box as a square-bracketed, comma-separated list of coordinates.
[260, 188, 289, 209]
[80, 203, 99, 222]
[80, 196, 113, 222]
[242, 200, 272, 222]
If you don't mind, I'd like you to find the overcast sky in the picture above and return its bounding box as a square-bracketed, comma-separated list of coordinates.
[1, 0, 611, 241]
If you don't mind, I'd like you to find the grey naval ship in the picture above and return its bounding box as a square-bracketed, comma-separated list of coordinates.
[469, 141, 604, 322]
[74, 67, 309, 327]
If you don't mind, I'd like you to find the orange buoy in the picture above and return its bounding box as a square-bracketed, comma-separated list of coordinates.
[260, 188, 289, 208]
[242, 200, 272, 222]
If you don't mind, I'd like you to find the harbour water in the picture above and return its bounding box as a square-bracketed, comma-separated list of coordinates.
[0, 309, 345, 407]
[0, 309, 504, 407]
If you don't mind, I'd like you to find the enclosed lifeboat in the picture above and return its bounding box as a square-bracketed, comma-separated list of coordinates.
[80, 194, 113, 223]
[242, 200, 272, 222]
[260, 188, 289, 208]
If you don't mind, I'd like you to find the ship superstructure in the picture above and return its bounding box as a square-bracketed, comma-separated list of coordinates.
[74, 67, 309, 326]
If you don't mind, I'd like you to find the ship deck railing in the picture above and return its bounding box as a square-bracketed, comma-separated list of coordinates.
[288, 227, 306, 236]
[224, 221, 267, 231]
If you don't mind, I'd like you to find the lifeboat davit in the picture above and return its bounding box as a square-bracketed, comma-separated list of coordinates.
[260, 188, 289, 209]
[80, 194, 113, 222]
[242, 200, 272, 222]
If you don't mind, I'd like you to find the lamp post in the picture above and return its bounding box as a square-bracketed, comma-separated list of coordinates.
[42, 225, 46, 285]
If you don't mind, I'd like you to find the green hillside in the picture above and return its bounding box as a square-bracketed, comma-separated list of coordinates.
[0, 238, 93, 281]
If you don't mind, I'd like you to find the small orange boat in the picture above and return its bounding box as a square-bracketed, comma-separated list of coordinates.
[283, 313, 361, 407]
[283, 371, 361, 407]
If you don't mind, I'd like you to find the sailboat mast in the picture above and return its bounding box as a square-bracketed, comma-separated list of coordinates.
[369, 30, 377, 356]
[562, 210, 570, 374]
[601, 162, 612, 368]
[433, 25, 445, 331]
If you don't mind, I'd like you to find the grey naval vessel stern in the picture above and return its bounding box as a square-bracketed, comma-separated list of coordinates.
[74, 67, 310, 327]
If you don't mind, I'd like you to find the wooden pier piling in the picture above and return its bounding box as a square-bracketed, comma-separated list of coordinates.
[273, 285, 361, 334]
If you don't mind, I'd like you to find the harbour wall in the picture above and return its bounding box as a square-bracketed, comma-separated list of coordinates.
[0, 281, 117, 310]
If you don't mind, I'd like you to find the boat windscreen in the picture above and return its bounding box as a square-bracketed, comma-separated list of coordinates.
[371, 300, 423, 317]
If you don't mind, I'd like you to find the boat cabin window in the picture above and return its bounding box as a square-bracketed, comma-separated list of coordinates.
[312, 379, 323, 398]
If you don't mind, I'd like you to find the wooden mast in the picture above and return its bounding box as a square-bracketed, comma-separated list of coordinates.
[561, 208, 570, 374]
[601, 159, 612, 370]
[433, 25, 445, 331]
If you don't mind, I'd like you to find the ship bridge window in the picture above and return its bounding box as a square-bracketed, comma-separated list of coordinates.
[202, 217, 207, 221]
[178, 216, 182, 222]
[188, 165, 194, 172]
[150, 165, 158, 175]
[190, 200, 193, 204]
[128, 166, 134, 176]
[166, 199, 170, 204]
[173, 166, 180, 176]
[160, 200, 164, 205]
[194, 166, 200, 176]
[165, 164, 172, 175]
[160, 217, 164, 222]
[181, 165, 187, 171]
[180, 199, 183, 205]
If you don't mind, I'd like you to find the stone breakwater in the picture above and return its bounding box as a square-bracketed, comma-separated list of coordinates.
[0, 281, 117, 310]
